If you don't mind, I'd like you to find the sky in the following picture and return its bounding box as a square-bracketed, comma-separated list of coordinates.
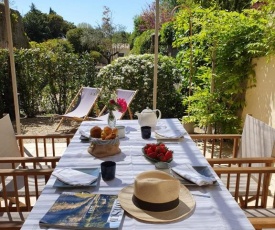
[11, 0, 154, 33]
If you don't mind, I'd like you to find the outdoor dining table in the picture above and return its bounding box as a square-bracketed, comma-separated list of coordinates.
[21, 118, 254, 230]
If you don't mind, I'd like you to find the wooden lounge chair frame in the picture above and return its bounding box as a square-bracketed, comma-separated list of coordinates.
[55, 87, 102, 131]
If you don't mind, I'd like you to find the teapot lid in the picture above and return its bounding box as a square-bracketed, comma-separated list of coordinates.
[142, 107, 154, 113]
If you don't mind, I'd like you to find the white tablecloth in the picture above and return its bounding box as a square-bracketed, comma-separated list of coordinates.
[21, 119, 254, 230]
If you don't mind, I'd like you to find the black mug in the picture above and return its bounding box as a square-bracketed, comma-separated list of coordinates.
[141, 126, 151, 139]
[101, 161, 116, 181]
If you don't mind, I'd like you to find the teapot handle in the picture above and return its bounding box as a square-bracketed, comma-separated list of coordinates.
[155, 109, 161, 120]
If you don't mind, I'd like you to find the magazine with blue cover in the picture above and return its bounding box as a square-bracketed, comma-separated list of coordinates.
[39, 192, 124, 229]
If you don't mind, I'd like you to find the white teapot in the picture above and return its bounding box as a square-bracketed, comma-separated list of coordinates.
[135, 107, 161, 129]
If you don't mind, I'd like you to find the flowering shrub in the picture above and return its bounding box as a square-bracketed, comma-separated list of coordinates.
[95, 54, 185, 119]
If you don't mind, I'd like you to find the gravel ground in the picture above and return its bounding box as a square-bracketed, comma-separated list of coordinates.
[12, 116, 79, 135]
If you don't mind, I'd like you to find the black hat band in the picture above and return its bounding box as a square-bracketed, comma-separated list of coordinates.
[132, 195, 179, 212]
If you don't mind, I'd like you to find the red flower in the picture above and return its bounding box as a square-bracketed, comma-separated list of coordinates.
[109, 99, 116, 105]
[107, 97, 127, 113]
[117, 98, 127, 113]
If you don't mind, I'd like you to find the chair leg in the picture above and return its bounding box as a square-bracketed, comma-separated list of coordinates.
[55, 117, 64, 131]
[128, 107, 133, 120]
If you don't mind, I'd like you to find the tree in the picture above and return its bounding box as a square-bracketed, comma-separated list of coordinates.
[130, 1, 175, 54]
[23, 3, 75, 42]
[68, 6, 130, 64]
[133, 2, 173, 34]
[23, 3, 50, 42]
[66, 27, 85, 53]
[48, 13, 75, 39]
[176, 0, 252, 12]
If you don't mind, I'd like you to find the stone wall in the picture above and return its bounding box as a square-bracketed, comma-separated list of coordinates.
[0, 3, 29, 48]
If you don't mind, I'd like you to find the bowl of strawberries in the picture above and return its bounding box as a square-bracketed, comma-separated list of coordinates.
[142, 142, 173, 163]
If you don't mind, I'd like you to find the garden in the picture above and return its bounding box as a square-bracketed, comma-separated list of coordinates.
[1, 1, 275, 134]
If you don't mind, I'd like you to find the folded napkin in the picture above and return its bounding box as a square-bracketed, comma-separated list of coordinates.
[52, 168, 98, 186]
[79, 129, 90, 138]
[155, 128, 185, 139]
[171, 164, 216, 186]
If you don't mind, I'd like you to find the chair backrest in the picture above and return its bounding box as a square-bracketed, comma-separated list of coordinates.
[98, 89, 138, 119]
[65, 87, 102, 118]
[238, 114, 275, 159]
[0, 115, 21, 169]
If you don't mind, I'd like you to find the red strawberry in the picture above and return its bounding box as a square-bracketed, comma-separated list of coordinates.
[158, 143, 166, 147]
[145, 147, 153, 155]
[159, 145, 167, 154]
[147, 152, 157, 159]
[157, 153, 165, 161]
[165, 150, 173, 161]
[150, 144, 157, 152]
[156, 146, 161, 154]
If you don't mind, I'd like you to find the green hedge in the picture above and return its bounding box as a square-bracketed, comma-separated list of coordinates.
[0, 48, 98, 118]
[0, 50, 186, 120]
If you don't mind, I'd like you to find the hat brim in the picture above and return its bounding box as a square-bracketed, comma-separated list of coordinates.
[118, 184, 196, 223]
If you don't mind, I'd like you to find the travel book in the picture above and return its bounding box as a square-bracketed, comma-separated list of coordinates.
[39, 192, 124, 229]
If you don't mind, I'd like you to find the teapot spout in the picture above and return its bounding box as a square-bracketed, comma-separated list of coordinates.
[135, 112, 141, 118]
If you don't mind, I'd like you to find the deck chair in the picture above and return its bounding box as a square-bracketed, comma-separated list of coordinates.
[95, 89, 138, 121]
[55, 87, 102, 131]
[238, 114, 275, 159]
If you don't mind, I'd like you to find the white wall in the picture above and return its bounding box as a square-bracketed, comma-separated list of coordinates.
[242, 56, 275, 128]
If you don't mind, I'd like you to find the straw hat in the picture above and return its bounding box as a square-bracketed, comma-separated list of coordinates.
[118, 170, 195, 223]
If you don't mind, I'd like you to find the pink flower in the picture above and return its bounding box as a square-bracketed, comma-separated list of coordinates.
[117, 98, 127, 113]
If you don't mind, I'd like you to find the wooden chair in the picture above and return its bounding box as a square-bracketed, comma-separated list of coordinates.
[208, 157, 275, 208]
[0, 114, 73, 160]
[0, 114, 73, 229]
[190, 134, 241, 158]
[0, 166, 54, 229]
[190, 114, 275, 159]
[208, 157, 275, 230]
[55, 87, 102, 131]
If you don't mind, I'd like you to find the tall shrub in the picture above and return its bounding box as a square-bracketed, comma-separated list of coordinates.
[0, 40, 98, 118]
[30, 40, 98, 115]
[95, 54, 185, 119]
[15, 48, 45, 117]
